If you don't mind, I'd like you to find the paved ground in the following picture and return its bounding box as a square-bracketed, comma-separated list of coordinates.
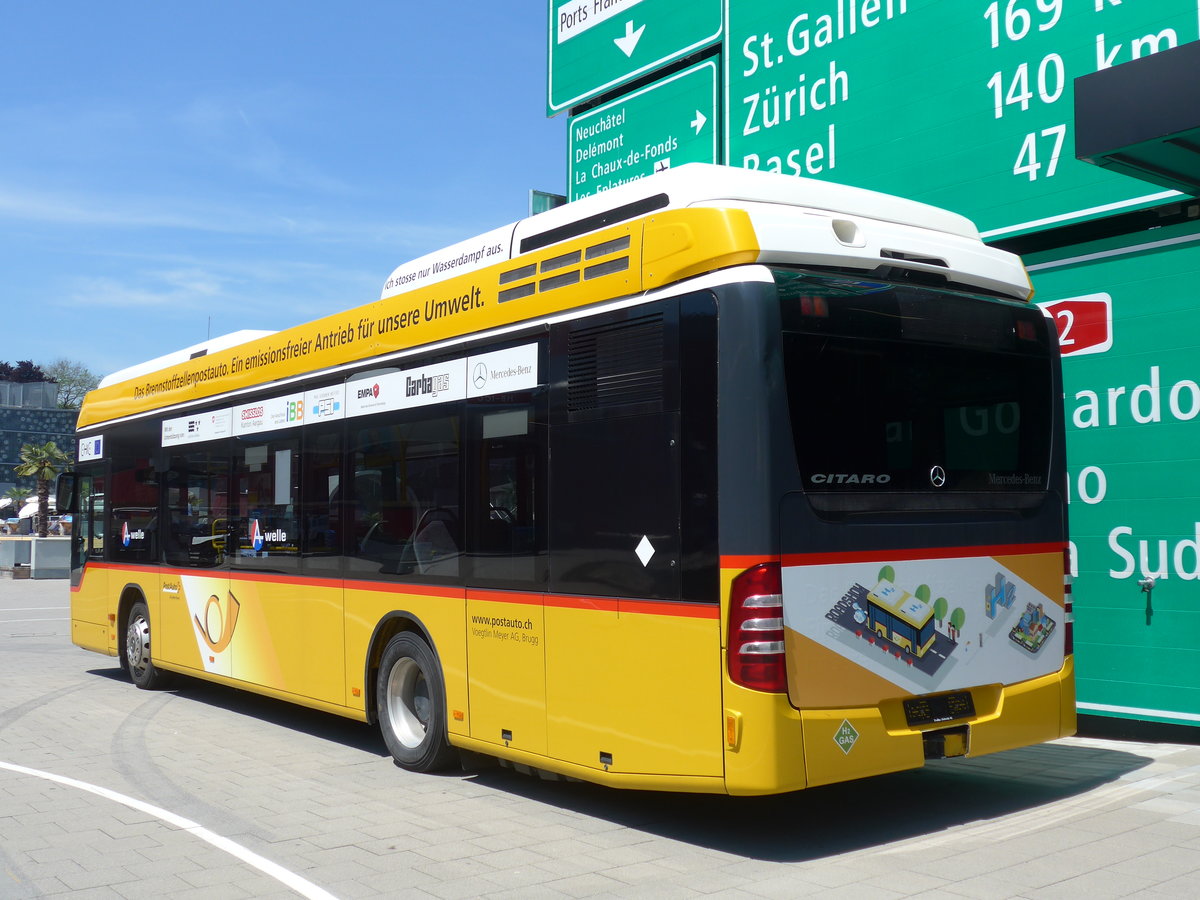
[3, 577, 1200, 899]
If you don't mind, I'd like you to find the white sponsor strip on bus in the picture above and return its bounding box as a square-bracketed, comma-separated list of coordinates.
[161, 344, 540, 445]
[162, 408, 233, 447]
[467, 344, 539, 397]
[346, 359, 466, 418]
[234, 393, 306, 435]
[306, 384, 345, 423]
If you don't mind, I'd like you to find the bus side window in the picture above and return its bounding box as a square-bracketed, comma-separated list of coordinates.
[163, 446, 230, 568]
[108, 455, 159, 564]
[300, 426, 343, 574]
[229, 436, 300, 573]
[466, 396, 546, 587]
[347, 411, 461, 580]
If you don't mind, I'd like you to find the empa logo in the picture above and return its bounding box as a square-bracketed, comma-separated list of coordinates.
[250, 519, 264, 552]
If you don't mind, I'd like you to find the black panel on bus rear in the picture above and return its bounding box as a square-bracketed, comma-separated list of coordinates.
[546, 292, 719, 604]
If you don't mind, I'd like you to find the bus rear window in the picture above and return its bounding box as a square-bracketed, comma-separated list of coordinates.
[777, 270, 1053, 510]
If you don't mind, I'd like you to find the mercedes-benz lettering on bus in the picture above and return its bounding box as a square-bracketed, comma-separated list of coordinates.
[62, 164, 1074, 794]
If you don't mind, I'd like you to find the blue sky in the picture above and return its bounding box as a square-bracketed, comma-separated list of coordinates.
[2, 3, 565, 380]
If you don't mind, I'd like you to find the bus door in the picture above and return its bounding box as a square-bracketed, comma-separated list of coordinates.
[227, 429, 345, 705]
[160, 444, 235, 678]
[465, 392, 549, 757]
[69, 474, 110, 653]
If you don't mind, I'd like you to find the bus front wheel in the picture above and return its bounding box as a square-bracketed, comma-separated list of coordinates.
[124, 601, 172, 690]
[377, 633, 456, 772]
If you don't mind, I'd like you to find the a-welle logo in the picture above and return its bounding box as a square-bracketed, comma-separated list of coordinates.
[194, 591, 241, 653]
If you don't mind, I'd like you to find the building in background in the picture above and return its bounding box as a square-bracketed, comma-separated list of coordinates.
[1, 380, 79, 506]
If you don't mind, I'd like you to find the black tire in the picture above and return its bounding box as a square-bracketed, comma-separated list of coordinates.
[376, 632, 456, 772]
[124, 600, 173, 690]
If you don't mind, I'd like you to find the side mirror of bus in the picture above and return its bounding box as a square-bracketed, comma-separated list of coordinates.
[55, 472, 79, 514]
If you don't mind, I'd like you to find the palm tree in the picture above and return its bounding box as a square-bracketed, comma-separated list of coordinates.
[14, 441, 71, 538]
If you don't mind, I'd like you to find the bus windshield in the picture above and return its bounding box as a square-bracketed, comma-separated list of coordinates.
[777, 268, 1054, 511]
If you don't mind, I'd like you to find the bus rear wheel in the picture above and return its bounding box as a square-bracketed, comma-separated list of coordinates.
[124, 601, 172, 690]
[377, 633, 456, 772]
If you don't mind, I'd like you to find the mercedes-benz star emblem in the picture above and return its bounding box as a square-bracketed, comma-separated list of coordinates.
[472, 362, 488, 390]
[930, 465, 947, 488]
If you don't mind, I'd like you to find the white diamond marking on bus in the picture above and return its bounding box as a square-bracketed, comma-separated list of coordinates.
[635, 535, 655, 567]
[834, 720, 859, 755]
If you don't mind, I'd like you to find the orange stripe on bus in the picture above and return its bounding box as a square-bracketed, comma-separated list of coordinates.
[781, 542, 1066, 567]
[70, 563, 719, 618]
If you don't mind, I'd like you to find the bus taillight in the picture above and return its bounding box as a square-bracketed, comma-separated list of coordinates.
[1063, 546, 1074, 656]
[728, 563, 787, 693]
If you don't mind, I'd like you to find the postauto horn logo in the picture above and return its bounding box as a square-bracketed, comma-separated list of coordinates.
[195, 591, 241, 654]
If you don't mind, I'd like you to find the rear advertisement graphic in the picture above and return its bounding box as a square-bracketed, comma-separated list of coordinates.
[782, 550, 1064, 708]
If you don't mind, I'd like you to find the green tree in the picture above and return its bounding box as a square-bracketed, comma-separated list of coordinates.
[43, 358, 100, 408]
[0, 360, 51, 382]
[2, 485, 26, 520]
[949, 607, 967, 640]
[14, 441, 71, 537]
[878, 565, 895, 583]
[914, 584, 932, 603]
[934, 596, 949, 626]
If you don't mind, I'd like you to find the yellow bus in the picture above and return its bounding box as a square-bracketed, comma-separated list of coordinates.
[61, 164, 1074, 794]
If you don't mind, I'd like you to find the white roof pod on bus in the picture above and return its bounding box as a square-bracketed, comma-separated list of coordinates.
[380, 164, 1031, 303]
[97, 329, 276, 389]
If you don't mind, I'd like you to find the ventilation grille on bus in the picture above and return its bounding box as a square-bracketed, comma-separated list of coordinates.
[567, 312, 664, 412]
[498, 235, 632, 305]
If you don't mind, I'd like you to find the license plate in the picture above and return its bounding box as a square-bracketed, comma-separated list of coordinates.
[904, 691, 975, 727]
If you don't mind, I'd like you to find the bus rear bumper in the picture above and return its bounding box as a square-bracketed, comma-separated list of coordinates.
[722, 656, 1076, 795]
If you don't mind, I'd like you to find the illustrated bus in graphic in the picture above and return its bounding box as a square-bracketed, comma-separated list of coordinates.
[865, 582, 937, 658]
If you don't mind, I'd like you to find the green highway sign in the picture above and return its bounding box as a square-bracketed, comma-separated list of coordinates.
[568, 60, 719, 200]
[1026, 222, 1200, 726]
[548, 0, 722, 114]
[724, 0, 1200, 238]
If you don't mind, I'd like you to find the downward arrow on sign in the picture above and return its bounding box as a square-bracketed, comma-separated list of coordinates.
[614, 20, 645, 57]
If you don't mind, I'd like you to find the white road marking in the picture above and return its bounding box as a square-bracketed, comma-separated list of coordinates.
[0, 760, 339, 900]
